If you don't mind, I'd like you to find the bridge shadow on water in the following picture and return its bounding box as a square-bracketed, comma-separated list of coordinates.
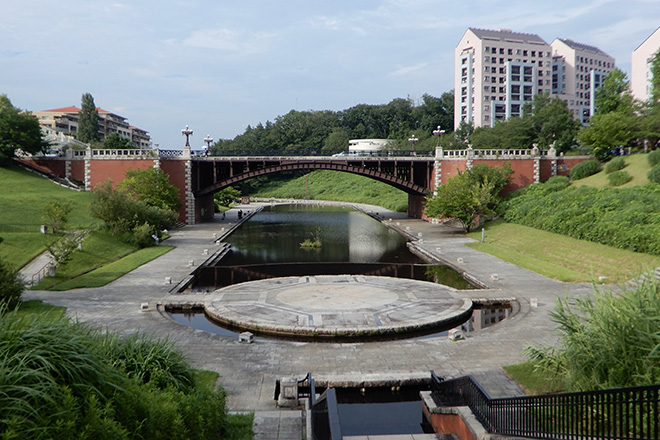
[190, 262, 475, 291]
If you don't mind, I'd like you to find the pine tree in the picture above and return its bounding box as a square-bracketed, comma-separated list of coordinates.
[77, 92, 100, 143]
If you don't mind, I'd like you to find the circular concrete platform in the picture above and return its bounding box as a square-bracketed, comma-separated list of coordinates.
[198, 275, 473, 340]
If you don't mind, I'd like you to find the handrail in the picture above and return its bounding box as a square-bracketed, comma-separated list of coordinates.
[430, 373, 660, 440]
[311, 388, 343, 440]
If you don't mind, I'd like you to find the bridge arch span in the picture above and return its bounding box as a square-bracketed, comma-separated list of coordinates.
[194, 160, 429, 197]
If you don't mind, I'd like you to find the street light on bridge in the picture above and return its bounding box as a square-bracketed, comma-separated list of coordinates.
[407, 134, 418, 156]
[181, 125, 193, 147]
[432, 125, 445, 148]
[203, 134, 213, 156]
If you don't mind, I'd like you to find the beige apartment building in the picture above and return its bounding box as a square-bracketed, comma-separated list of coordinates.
[454, 28, 615, 130]
[455, 28, 553, 129]
[551, 38, 615, 124]
[631, 26, 660, 103]
[33, 106, 152, 149]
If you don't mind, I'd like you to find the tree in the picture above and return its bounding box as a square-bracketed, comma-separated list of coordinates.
[0, 257, 25, 311]
[578, 111, 639, 158]
[104, 132, 136, 149]
[117, 167, 180, 211]
[0, 94, 49, 163]
[214, 187, 241, 207]
[594, 68, 635, 116]
[77, 92, 100, 143]
[424, 163, 513, 233]
[523, 93, 580, 151]
[41, 200, 72, 233]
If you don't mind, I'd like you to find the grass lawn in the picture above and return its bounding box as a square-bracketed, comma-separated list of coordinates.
[467, 220, 660, 283]
[571, 153, 651, 188]
[34, 230, 173, 290]
[503, 361, 566, 395]
[0, 165, 95, 267]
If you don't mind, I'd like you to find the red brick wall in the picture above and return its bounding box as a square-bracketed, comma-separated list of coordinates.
[87, 159, 154, 188]
[160, 160, 189, 222]
[70, 160, 85, 181]
[17, 158, 66, 178]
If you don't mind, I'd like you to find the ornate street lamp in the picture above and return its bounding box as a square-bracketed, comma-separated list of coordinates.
[407, 134, 418, 156]
[432, 125, 446, 147]
[203, 134, 213, 156]
[181, 125, 193, 147]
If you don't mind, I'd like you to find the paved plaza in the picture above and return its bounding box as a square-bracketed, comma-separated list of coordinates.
[23, 202, 596, 439]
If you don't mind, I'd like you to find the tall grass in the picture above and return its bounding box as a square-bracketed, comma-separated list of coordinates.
[527, 279, 660, 391]
[0, 309, 231, 439]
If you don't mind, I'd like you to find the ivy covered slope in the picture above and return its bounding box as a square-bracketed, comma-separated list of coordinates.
[499, 172, 660, 255]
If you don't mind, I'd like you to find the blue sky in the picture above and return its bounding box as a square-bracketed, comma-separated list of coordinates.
[1, 0, 658, 149]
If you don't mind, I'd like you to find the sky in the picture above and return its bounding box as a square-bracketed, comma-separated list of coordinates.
[1, 0, 659, 149]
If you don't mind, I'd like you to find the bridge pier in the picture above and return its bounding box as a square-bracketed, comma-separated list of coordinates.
[408, 194, 426, 219]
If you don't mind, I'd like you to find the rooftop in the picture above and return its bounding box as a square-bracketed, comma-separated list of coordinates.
[557, 38, 610, 57]
[468, 27, 548, 45]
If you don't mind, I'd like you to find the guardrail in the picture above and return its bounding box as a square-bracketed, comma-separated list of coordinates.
[430, 372, 660, 440]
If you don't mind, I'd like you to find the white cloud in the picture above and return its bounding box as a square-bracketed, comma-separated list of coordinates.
[181, 28, 275, 54]
[389, 62, 429, 77]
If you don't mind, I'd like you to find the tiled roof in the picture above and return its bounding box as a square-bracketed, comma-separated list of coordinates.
[40, 106, 109, 114]
[468, 28, 548, 45]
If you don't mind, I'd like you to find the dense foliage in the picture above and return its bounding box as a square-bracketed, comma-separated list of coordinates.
[90, 180, 177, 247]
[470, 94, 580, 152]
[648, 149, 660, 167]
[211, 92, 454, 156]
[425, 163, 513, 232]
[117, 167, 181, 212]
[528, 280, 660, 390]
[647, 164, 660, 184]
[0, 258, 24, 311]
[0, 95, 49, 163]
[499, 181, 660, 255]
[0, 310, 228, 439]
[104, 132, 136, 149]
[569, 160, 602, 180]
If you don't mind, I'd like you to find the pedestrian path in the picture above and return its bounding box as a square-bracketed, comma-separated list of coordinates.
[23, 202, 596, 439]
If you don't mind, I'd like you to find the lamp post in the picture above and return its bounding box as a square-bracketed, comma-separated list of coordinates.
[203, 134, 213, 156]
[432, 125, 445, 148]
[407, 134, 418, 156]
[181, 125, 193, 147]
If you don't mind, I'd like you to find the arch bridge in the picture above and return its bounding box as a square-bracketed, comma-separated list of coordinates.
[17, 147, 587, 224]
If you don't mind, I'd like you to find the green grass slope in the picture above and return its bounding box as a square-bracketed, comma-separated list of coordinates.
[0, 166, 95, 267]
[571, 153, 650, 188]
[249, 170, 409, 212]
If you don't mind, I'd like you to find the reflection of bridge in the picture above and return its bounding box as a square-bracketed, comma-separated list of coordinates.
[192, 262, 431, 290]
[18, 146, 588, 223]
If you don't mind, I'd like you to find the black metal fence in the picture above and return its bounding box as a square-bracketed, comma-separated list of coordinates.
[430, 372, 660, 440]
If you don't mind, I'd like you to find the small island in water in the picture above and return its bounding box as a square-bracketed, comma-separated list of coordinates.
[300, 227, 322, 249]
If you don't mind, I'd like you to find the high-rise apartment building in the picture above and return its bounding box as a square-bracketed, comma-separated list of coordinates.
[631, 26, 660, 103]
[454, 28, 615, 130]
[454, 28, 553, 129]
[550, 38, 615, 124]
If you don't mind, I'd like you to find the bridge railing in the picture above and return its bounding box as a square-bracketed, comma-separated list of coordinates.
[430, 372, 660, 440]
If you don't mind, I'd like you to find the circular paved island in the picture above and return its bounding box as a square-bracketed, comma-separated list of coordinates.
[184, 275, 474, 340]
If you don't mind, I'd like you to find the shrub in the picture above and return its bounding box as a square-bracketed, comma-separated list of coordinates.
[604, 156, 626, 174]
[132, 222, 156, 248]
[569, 160, 602, 180]
[543, 176, 571, 192]
[648, 164, 660, 184]
[607, 170, 632, 186]
[0, 258, 25, 311]
[648, 149, 660, 167]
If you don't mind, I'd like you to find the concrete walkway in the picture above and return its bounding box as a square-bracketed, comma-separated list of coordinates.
[23, 202, 595, 439]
